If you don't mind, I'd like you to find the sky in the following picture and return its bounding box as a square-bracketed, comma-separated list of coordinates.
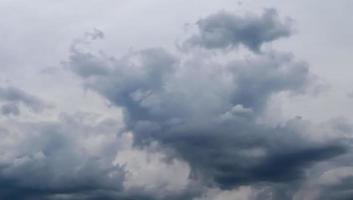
[0, 0, 352, 199]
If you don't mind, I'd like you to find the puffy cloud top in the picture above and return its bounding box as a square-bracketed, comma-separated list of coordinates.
[184, 9, 292, 52]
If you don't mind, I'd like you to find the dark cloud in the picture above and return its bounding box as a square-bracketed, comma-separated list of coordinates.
[70, 49, 311, 123]
[308, 166, 353, 200]
[64, 10, 351, 198]
[184, 9, 292, 52]
[0, 114, 126, 199]
[68, 21, 346, 198]
[0, 112, 199, 200]
[319, 177, 353, 200]
[0, 86, 48, 114]
[0, 7, 348, 200]
[156, 117, 346, 189]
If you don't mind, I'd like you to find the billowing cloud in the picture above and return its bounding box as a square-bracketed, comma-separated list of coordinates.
[0, 112, 198, 200]
[67, 9, 348, 199]
[183, 9, 292, 52]
[0, 5, 352, 200]
[0, 113, 124, 199]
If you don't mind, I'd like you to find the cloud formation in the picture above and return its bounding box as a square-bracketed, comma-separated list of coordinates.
[69, 44, 346, 189]
[183, 9, 292, 52]
[0, 112, 196, 200]
[0, 113, 125, 199]
[0, 6, 351, 200]
[66, 9, 349, 199]
[317, 167, 353, 200]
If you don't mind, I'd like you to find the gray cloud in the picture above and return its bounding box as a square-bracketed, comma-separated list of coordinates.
[1, 103, 20, 116]
[0, 111, 200, 200]
[319, 177, 353, 200]
[0, 5, 350, 200]
[68, 50, 110, 78]
[0, 114, 125, 199]
[0, 86, 48, 114]
[184, 9, 292, 52]
[68, 20, 346, 199]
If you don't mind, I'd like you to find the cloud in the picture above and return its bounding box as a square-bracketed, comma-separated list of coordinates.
[113, 137, 201, 200]
[67, 12, 347, 198]
[0, 113, 125, 199]
[183, 9, 292, 52]
[69, 48, 312, 122]
[1, 103, 20, 116]
[0, 86, 48, 114]
[193, 186, 254, 200]
[317, 167, 353, 200]
[0, 112, 200, 200]
[0, 7, 349, 200]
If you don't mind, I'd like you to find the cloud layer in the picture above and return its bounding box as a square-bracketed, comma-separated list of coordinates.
[0, 7, 352, 200]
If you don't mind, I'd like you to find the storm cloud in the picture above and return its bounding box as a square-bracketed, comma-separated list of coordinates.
[0, 3, 352, 200]
[69, 45, 346, 188]
[66, 9, 349, 199]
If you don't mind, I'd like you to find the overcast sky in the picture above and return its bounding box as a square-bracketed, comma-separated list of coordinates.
[0, 1, 352, 200]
